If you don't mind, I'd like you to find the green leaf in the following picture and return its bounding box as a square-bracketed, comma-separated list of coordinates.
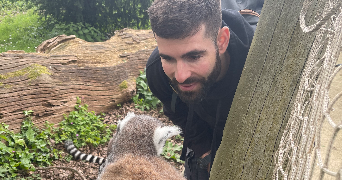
[0, 135, 9, 142]
[23, 110, 33, 116]
[85, 34, 93, 42]
[95, 36, 102, 42]
[15, 139, 25, 147]
[82, 29, 89, 33]
[0, 167, 8, 177]
[1, 123, 9, 130]
[133, 70, 161, 111]
[79, 35, 85, 40]
[20, 157, 30, 167]
[25, 127, 35, 142]
[0, 141, 8, 150]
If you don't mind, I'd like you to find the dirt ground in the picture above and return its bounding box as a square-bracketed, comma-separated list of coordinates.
[310, 52, 342, 179]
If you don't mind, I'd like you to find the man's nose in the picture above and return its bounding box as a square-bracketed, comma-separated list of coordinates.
[174, 60, 191, 84]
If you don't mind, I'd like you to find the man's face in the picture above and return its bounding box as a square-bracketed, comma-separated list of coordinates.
[156, 25, 221, 103]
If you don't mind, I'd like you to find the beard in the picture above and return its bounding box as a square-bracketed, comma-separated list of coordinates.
[171, 49, 221, 104]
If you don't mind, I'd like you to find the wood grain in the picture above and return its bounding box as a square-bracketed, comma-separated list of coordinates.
[0, 29, 156, 132]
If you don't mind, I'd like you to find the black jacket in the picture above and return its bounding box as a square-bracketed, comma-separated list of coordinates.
[146, 9, 255, 165]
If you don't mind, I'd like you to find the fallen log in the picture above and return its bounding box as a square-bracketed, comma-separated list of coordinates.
[0, 28, 156, 132]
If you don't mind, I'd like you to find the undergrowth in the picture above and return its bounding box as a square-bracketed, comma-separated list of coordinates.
[0, 8, 47, 53]
[0, 97, 116, 179]
[53, 97, 117, 148]
[0, 0, 34, 17]
[46, 22, 107, 42]
[133, 70, 162, 111]
[0, 110, 59, 179]
[162, 135, 184, 163]
[0, 0, 107, 53]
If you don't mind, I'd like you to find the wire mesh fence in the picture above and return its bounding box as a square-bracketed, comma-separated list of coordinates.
[273, 0, 342, 179]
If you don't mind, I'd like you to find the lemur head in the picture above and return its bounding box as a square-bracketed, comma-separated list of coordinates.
[107, 112, 181, 162]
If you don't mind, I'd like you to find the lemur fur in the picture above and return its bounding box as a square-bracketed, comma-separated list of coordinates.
[65, 112, 185, 180]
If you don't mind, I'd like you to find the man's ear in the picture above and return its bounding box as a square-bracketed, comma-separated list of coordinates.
[217, 26, 230, 54]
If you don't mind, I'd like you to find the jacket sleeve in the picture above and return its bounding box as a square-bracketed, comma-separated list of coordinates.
[146, 47, 212, 158]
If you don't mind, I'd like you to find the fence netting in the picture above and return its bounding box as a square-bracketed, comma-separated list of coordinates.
[274, 0, 342, 179]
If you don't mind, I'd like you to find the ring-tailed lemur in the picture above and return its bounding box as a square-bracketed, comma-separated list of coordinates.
[65, 140, 105, 165]
[65, 112, 185, 180]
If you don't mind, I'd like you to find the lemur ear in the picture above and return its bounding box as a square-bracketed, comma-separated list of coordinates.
[153, 126, 182, 155]
[117, 112, 135, 132]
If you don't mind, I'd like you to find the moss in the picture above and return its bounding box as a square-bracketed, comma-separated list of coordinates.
[0, 64, 51, 81]
[119, 80, 128, 90]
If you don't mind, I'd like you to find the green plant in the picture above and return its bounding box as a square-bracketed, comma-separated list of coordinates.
[0, 110, 60, 179]
[64, 154, 73, 163]
[133, 70, 162, 111]
[0, 0, 34, 16]
[162, 139, 184, 163]
[53, 97, 116, 148]
[0, 8, 47, 53]
[28, 0, 153, 33]
[47, 22, 107, 42]
[0, 98, 116, 179]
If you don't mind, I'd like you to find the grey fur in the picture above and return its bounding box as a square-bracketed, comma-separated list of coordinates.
[65, 112, 183, 180]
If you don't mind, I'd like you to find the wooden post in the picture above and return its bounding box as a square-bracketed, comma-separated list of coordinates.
[209, 0, 331, 179]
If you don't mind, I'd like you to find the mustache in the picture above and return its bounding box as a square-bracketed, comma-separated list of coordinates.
[171, 77, 203, 85]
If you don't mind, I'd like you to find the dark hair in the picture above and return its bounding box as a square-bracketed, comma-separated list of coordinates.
[147, 0, 222, 42]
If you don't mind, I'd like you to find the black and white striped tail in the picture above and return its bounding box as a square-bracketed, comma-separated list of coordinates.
[64, 140, 106, 165]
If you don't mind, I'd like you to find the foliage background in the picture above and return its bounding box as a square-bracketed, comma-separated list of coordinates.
[28, 0, 153, 35]
[0, 0, 154, 52]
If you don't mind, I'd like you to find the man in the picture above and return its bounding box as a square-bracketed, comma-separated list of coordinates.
[146, 0, 263, 179]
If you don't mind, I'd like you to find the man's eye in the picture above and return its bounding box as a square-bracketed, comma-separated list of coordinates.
[189, 55, 202, 61]
[161, 57, 174, 62]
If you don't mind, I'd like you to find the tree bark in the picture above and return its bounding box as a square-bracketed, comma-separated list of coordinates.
[0, 29, 156, 133]
[210, 0, 326, 179]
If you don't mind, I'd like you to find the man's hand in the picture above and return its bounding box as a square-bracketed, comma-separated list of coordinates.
[200, 151, 211, 172]
[200, 151, 211, 159]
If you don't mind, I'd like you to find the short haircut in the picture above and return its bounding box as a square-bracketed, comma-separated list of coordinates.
[147, 0, 222, 42]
